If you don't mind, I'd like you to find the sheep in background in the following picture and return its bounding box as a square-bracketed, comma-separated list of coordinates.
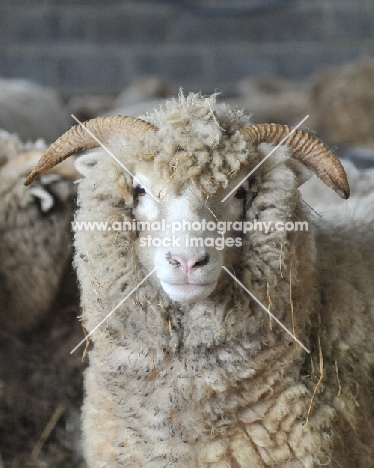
[0, 130, 78, 331]
[308, 59, 374, 147]
[230, 65, 374, 169]
[0, 130, 86, 467]
[0, 79, 70, 142]
[26, 92, 374, 467]
[69, 76, 174, 123]
[231, 76, 308, 126]
[232, 60, 374, 150]
[115, 76, 174, 110]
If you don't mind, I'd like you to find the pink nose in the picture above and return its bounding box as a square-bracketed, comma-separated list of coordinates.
[169, 254, 209, 274]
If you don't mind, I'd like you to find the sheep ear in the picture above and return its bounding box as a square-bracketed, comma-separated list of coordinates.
[286, 159, 313, 188]
[74, 152, 101, 177]
[240, 124, 350, 199]
[24, 116, 156, 186]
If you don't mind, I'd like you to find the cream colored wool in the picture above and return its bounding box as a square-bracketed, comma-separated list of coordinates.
[70, 93, 374, 467]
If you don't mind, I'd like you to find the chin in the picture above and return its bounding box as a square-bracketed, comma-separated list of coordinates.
[160, 281, 217, 302]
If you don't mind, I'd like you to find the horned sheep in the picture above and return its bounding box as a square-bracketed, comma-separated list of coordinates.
[26, 92, 374, 467]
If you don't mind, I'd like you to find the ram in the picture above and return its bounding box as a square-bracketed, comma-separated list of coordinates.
[26, 92, 374, 467]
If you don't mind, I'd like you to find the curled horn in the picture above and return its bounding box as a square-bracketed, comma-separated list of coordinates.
[240, 123, 350, 199]
[25, 116, 156, 186]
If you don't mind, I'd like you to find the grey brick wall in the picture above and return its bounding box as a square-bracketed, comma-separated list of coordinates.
[0, 0, 374, 98]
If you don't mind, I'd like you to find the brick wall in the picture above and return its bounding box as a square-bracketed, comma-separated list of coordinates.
[0, 0, 373, 98]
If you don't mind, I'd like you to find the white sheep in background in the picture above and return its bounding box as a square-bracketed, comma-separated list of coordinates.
[0, 79, 70, 142]
[26, 92, 374, 467]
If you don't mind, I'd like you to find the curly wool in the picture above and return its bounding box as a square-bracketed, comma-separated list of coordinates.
[114, 92, 257, 194]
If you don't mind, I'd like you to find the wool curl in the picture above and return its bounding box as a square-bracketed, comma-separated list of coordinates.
[116, 91, 257, 194]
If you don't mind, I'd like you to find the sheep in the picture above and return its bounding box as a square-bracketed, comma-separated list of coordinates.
[25, 92, 374, 467]
[0, 79, 70, 142]
[0, 130, 86, 466]
[68, 76, 174, 123]
[231, 76, 309, 126]
[0, 130, 78, 331]
[308, 59, 374, 147]
[115, 76, 174, 110]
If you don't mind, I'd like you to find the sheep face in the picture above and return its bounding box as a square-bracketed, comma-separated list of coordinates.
[132, 170, 248, 302]
[72, 92, 340, 308]
[28, 92, 348, 314]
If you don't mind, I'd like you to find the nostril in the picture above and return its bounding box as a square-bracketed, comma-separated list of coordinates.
[194, 253, 209, 268]
[167, 253, 185, 269]
[168, 255, 189, 272]
[167, 253, 210, 273]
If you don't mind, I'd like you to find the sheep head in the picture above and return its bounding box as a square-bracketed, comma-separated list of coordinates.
[25, 93, 349, 304]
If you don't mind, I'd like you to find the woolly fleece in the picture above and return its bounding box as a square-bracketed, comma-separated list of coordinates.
[0, 131, 76, 331]
[72, 93, 374, 467]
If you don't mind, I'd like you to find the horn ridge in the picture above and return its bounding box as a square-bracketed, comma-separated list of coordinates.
[25, 116, 156, 186]
[240, 123, 350, 199]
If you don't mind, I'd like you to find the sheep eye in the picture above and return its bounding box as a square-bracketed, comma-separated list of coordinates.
[134, 185, 146, 197]
[234, 187, 246, 200]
